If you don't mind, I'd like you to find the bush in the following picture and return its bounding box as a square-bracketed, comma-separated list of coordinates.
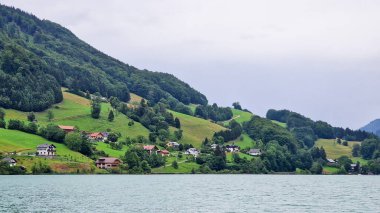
[172, 160, 179, 169]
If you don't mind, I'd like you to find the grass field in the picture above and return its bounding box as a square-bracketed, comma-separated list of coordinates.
[226, 152, 254, 163]
[315, 139, 361, 159]
[227, 134, 255, 149]
[323, 166, 340, 174]
[169, 110, 226, 148]
[152, 161, 199, 174]
[3, 89, 150, 141]
[95, 142, 129, 158]
[0, 128, 95, 173]
[271, 120, 287, 128]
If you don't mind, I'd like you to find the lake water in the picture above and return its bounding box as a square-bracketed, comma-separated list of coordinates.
[0, 175, 379, 212]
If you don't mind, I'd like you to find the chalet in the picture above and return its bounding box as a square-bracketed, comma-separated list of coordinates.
[327, 159, 337, 166]
[185, 148, 199, 157]
[159, 150, 170, 157]
[88, 132, 108, 142]
[143, 145, 159, 155]
[166, 141, 180, 148]
[225, 145, 240, 153]
[248, 149, 262, 156]
[2, 157, 17, 167]
[37, 144, 56, 156]
[95, 157, 122, 169]
[58, 125, 75, 133]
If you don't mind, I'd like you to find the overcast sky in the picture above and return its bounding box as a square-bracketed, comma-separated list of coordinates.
[3, 0, 380, 129]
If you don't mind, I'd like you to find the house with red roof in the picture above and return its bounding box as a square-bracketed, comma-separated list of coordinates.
[158, 149, 170, 157]
[88, 132, 108, 142]
[143, 145, 159, 155]
[58, 125, 75, 133]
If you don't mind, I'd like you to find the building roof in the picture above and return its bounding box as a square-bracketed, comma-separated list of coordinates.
[96, 157, 122, 164]
[89, 132, 104, 137]
[168, 141, 179, 145]
[144, 145, 158, 151]
[2, 157, 17, 163]
[248, 149, 261, 153]
[327, 159, 336, 163]
[37, 144, 56, 149]
[58, 125, 75, 130]
[226, 145, 240, 149]
[160, 150, 170, 154]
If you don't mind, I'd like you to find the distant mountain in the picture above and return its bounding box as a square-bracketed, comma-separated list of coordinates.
[360, 119, 380, 137]
[0, 5, 207, 112]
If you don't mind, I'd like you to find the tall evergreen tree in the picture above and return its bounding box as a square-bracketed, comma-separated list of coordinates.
[174, 117, 181, 129]
[108, 110, 114, 122]
[91, 99, 101, 119]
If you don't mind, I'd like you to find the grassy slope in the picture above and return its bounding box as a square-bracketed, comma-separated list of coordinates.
[272, 120, 287, 128]
[227, 134, 255, 149]
[0, 128, 95, 173]
[169, 110, 226, 148]
[4, 90, 150, 140]
[315, 139, 361, 159]
[3, 90, 150, 157]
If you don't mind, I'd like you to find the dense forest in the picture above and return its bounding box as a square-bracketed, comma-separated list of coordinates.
[0, 5, 207, 111]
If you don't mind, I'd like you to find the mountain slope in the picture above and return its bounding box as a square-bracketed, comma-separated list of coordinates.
[0, 4, 207, 112]
[360, 119, 380, 137]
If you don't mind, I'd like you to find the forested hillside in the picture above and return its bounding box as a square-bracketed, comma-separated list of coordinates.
[0, 5, 207, 112]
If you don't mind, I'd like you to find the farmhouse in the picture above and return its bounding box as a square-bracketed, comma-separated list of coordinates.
[247, 149, 262, 156]
[144, 145, 159, 155]
[95, 157, 122, 169]
[166, 141, 180, 148]
[327, 159, 337, 166]
[88, 132, 108, 142]
[225, 145, 240, 153]
[2, 157, 17, 166]
[58, 125, 75, 133]
[36, 144, 56, 156]
[159, 149, 170, 157]
[185, 148, 199, 157]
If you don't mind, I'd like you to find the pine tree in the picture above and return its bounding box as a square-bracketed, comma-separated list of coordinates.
[174, 117, 181, 129]
[27, 112, 35, 122]
[108, 110, 114, 122]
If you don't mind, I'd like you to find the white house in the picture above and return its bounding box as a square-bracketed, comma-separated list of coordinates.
[2, 157, 17, 167]
[247, 149, 262, 156]
[225, 145, 240, 153]
[166, 141, 180, 148]
[185, 148, 199, 157]
[210, 144, 218, 150]
[37, 144, 56, 156]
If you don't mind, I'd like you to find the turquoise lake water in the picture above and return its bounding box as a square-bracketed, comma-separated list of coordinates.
[0, 175, 379, 212]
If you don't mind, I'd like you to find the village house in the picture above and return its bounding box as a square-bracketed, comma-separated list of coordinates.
[211, 144, 218, 150]
[143, 145, 160, 155]
[185, 148, 199, 157]
[159, 150, 170, 157]
[58, 125, 75, 133]
[88, 132, 108, 142]
[166, 141, 180, 148]
[2, 157, 17, 167]
[95, 157, 122, 169]
[350, 163, 360, 173]
[327, 159, 337, 166]
[247, 149, 262, 156]
[225, 145, 240, 153]
[36, 144, 56, 156]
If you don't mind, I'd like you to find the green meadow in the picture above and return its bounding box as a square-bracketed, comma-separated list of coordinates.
[169, 110, 226, 148]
